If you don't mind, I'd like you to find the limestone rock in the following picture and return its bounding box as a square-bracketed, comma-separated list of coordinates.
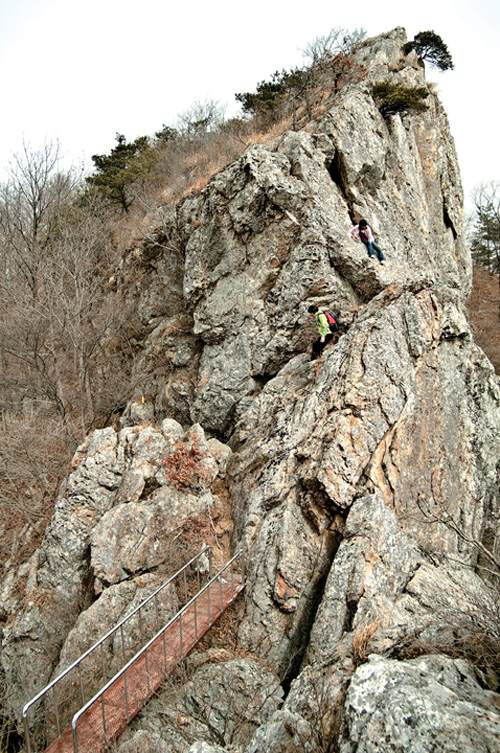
[124, 653, 282, 752]
[245, 663, 350, 753]
[120, 395, 156, 427]
[340, 654, 500, 753]
[2, 27, 500, 753]
[1, 421, 233, 725]
[90, 488, 211, 585]
[229, 288, 500, 670]
[245, 709, 313, 753]
[181, 657, 283, 748]
[188, 743, 227, 753]
[117, 729, 173, 753]
[53, 573, 178, 681]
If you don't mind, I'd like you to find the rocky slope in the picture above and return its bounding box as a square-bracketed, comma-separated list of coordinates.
[2, 28, 500, 753]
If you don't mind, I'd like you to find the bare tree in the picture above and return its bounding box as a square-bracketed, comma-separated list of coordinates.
[177, 99, 226, 139]
[301, 27, 367, 65]
[0, 201, 135, 441]
[0, 146, 137, 564]
[0, 140, 80, 296]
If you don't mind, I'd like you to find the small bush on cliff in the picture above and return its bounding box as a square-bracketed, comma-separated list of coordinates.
[371, 81, 429, 117]
[163, 438, 211, 490]
[403, 31, 454, 71]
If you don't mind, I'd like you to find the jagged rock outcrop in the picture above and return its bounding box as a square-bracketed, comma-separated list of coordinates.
[228, 288, 500, 677]
[126, 28, 469, 439]
[340, 654, 500, 752]
[248, 654, 500, 753]
[116, 650, 283, 752]
[2, 26, 500, 753]
[0, 418, 234, 725]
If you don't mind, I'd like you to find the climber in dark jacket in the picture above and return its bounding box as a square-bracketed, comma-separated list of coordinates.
[308, 305, 334, 360]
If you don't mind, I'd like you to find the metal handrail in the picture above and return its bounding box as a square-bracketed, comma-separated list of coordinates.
[22, 545, 212, 753]
[71, 550, 244, 752]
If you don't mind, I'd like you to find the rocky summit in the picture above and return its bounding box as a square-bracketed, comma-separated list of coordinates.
[2, 28, 500, 753]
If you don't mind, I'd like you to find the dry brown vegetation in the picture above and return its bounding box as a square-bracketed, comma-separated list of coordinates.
[352, 617, 382, 666]
[466, 266, 500, 374]
[163, 439, 213, 490]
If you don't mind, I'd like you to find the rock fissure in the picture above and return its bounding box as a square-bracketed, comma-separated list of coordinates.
[280, 529, 343, 692]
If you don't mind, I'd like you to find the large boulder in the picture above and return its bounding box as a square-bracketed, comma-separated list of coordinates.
[340, 654, 500, 752]
[115, 652, 282, 753]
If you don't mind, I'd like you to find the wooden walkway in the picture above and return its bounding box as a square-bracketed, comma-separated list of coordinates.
[44, 576, 244, 753]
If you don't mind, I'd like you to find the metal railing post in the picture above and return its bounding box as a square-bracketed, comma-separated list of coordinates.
[179, 613, 184, 660]
[101, 694, 108, 747]
[73, 717, 79, 753]
[53, 684, 61, 737]
[145, 645, 151, 697]
[100, 642, 106, 683]
[22, 714, 32, 753]
[139, 607, 144, 643]
[124, 668, 130, 723]
[154, 592, 160, 632]
[78, 663, 85, 706]
[207, 578, 211, 624]
[162, 628, 168, 676]
[119, 623, 126, 664]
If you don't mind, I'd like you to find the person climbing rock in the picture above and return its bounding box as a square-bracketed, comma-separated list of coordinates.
[308, 305, 334, 361]
[348, 219, 386, 264]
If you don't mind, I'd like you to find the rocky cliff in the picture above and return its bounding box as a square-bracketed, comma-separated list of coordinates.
[2, 28, 500, 753]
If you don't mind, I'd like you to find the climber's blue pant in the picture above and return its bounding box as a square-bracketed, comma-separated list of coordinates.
[363, 240, 385, 262]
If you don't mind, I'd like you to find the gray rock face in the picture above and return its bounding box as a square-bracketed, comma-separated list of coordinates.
[114, 652, 282, 753]
[117, 729, 173, 753]
[118, 31, 468, 439]
[188, 743, 227, 753]
[2, 27, 500, 753]
[53, 573, 178, 683]
[0, 420, 233, 724]
[90, 487, 209, 585]
[181, 656, 283, 748]
[138, 28, 466, 439]
[229, 288, 500, 676]
[340, 654, 500, 752]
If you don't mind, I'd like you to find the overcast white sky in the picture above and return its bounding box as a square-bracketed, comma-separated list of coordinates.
[1, 0, 498, 206]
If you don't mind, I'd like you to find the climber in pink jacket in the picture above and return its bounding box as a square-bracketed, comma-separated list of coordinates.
[348, 219, 386, 264]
